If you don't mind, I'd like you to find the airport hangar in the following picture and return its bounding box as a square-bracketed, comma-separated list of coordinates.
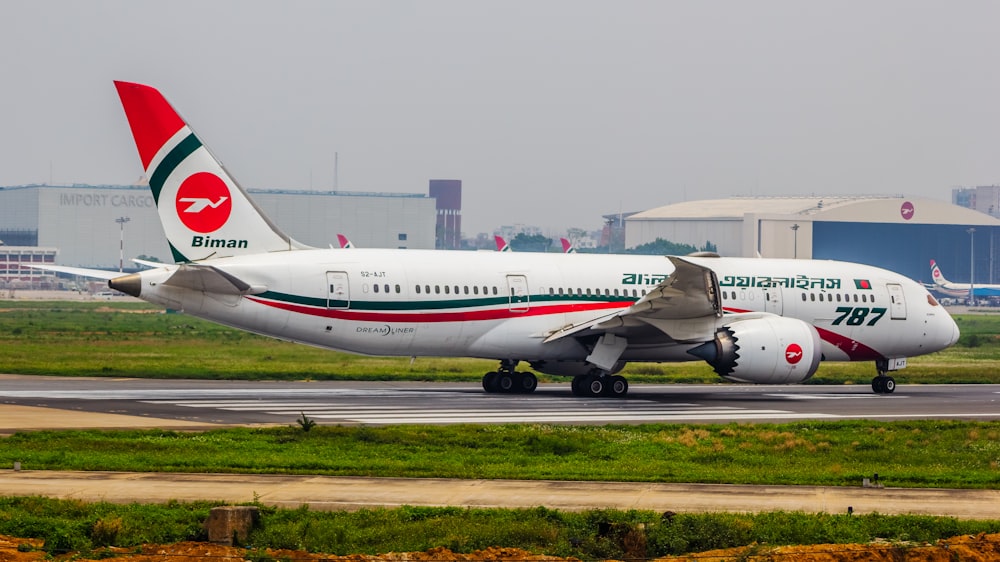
[625, 195, 1000, 286]
[0, 182, 459, 270]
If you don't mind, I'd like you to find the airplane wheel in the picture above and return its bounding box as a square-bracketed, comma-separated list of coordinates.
[871, 377, 884, 394]
[497, 372, 515, 393]
[571, 376, 585, 396]
[608, 375, 629, 398]
[883, 376, 896, 394]
[585, 375, 605, 397]
[483, 372, 499, 393]
[517, 372, 538, 393]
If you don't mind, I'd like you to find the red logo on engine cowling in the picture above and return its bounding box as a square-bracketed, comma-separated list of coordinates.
[175, 172, 232, 233]
[785, 343, 803, 364]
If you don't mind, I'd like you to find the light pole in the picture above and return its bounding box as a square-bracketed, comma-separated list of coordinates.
[967, 227, 975, 306]
[116, 216, 131, 273]
[790, 224, 800, 259]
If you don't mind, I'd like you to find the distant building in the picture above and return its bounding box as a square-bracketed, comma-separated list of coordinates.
[0, 244, 58, 286]
[953, 185, 1000, 218]
[627, 195, 1000, 284]
[0, 184, 437, 268]
[429, 179, 462, 250]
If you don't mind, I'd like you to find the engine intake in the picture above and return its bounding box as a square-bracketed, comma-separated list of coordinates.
[688, 316, 822, 384]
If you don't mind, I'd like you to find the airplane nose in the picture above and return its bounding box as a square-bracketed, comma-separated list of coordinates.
[947, 316, 960, 347]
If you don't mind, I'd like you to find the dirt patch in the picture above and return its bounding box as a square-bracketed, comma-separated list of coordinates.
[3, 533, 1000, 561]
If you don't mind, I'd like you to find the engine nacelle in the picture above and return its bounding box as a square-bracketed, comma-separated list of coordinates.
[688, 316, 822, 384]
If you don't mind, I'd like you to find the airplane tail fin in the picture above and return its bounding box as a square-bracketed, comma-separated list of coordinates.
[114, 81, 310, 263]
[336, 234, 355, 249]
[560, 237, 577, 253]
[929, 259, 950, 286]
[494, 236, 511, 252]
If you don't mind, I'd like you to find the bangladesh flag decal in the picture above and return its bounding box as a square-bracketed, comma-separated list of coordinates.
[854, 279, 872, 290]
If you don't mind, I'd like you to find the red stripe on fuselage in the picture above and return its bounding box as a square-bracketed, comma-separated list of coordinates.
[246, 296, 628, 323]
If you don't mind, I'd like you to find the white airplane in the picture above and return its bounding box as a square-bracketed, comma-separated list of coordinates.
[51, 81, 961, 398]
[929, 259, 1000, 299]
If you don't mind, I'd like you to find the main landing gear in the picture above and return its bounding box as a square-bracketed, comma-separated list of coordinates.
[871, 360, 896, 394]
[571, 372, 629, 398]
[482, 360, 538, 394]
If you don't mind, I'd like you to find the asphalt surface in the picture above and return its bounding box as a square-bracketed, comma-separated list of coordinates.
[1, 375, 999, 429]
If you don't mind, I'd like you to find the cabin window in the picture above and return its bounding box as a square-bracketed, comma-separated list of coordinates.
[464, 286, 469, 295]
[395, 284, 401, 294]
[810, 293, 816, 302]
[435, 285, 440, 294]
[446, 285, 452, 294]
[483, 286, 489, 295]
[373, 284, 379, 293]
[454, 285, 459, 294]
[853, 294, 858, 302]
[586, 288, 592, 296]
[836, 294, 841, 302]
[493, 287, 498, 295]
[415, 285, 421, 294]
[801, 293, 806, 301]
[384, 284, 389, 294]
[475, 286, 480, 295]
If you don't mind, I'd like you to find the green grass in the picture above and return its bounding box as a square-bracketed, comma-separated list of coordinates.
[2, 497, 997, 558]
[0, 301, 998, 383]
[2, 420, 999, 488]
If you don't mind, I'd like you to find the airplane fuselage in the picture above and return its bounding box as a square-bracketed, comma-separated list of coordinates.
[132, 250, 958, 368]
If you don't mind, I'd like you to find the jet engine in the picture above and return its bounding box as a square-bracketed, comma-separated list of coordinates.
[688, 316, 822, 384]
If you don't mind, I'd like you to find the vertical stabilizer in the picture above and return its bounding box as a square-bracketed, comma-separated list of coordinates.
[114, 81, 310, 262]
[929, 260, 950, 286]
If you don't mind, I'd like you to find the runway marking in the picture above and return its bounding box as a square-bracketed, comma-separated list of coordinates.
[139, 398, 832, 424]
[763, 393, 903, 400]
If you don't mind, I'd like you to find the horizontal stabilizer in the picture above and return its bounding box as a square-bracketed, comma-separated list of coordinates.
[21, 264, 124, 281]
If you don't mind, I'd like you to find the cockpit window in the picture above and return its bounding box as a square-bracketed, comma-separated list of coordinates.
[927, 294, 940, 307]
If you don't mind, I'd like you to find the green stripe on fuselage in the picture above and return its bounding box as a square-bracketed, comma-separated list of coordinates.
[255, 290, 634, 311]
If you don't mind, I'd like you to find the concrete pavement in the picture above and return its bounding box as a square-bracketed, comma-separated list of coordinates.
[1, 469, 998, 519]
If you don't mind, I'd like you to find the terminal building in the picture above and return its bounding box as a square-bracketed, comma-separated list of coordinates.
[626, 195, 1000, 285]
[0, 182, 455, 269]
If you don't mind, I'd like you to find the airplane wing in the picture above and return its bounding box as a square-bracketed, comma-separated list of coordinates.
[544, 256, 723, 344]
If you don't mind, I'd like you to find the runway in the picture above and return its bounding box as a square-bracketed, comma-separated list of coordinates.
[1, 375, 999, 429]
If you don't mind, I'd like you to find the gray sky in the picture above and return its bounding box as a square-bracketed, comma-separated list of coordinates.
[4, 1, 1000, 236]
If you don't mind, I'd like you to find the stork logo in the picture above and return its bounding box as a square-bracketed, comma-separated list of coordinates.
[900, 201, 914, 221]
[785, 343, 803, 364]
[175, 172, 232, 233]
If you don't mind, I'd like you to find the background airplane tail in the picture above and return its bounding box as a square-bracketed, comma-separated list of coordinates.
[929, 259, 950, 286]
[114, 81, 308, 263]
